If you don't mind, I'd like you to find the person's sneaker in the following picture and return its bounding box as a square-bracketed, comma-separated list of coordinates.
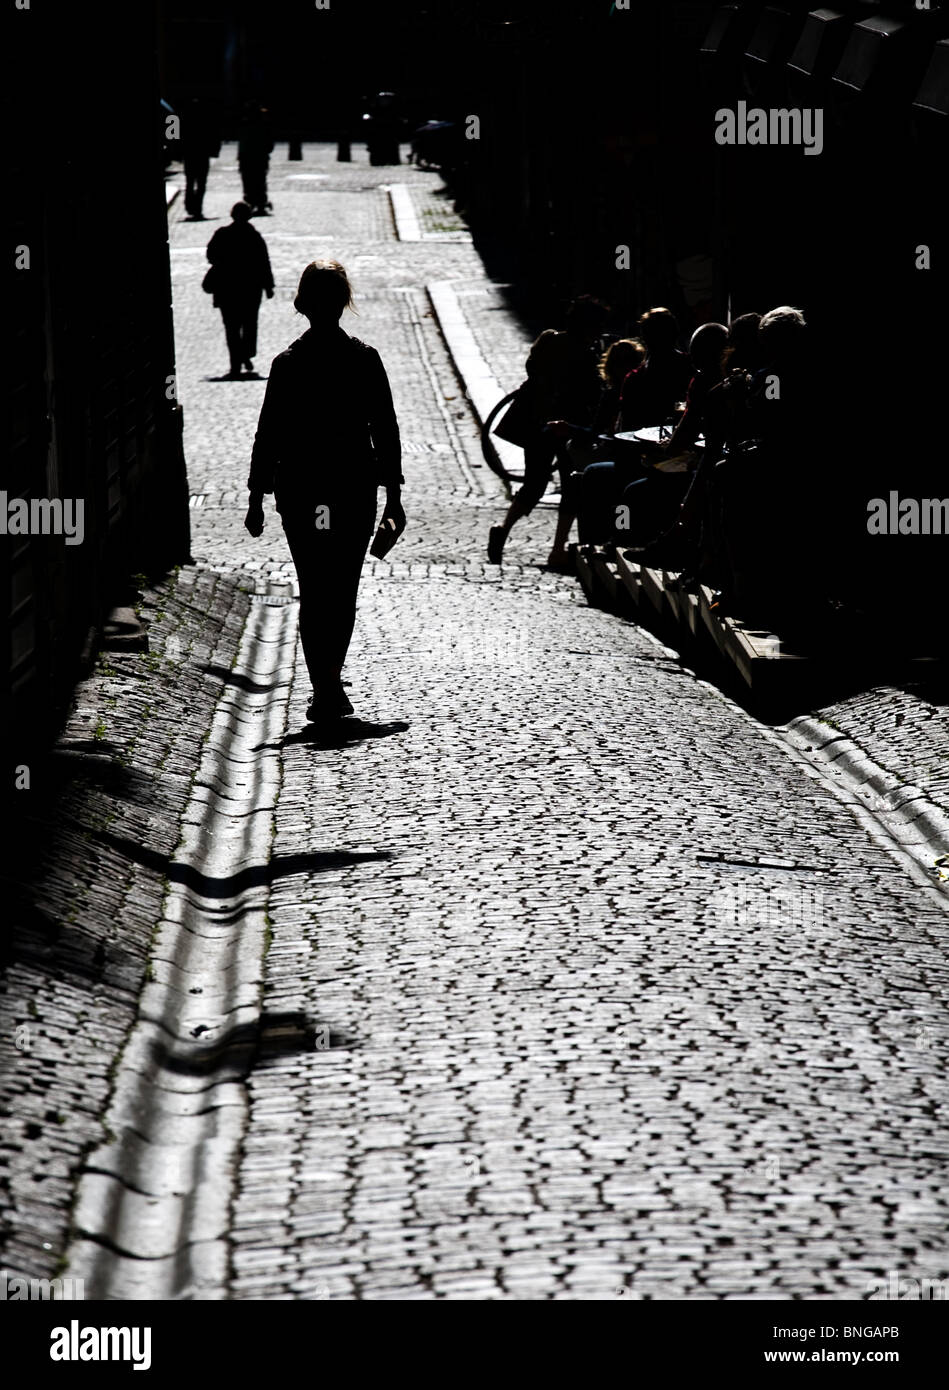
[487, 525, 506, 564]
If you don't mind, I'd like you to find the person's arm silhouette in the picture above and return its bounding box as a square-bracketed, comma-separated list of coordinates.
[366, 349, 404, 528]
[258, 232, 274, 300]
[245, 358, 285, 535]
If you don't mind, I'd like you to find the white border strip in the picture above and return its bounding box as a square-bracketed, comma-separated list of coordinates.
[388, 184, 422, 242]
[427, 279, 524, 479]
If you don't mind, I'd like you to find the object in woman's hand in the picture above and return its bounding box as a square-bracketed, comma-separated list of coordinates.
[370, 514, 405, 559]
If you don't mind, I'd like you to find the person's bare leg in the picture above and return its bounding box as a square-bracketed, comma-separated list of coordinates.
[488, 495, 531, 561]
[498, 497, 527, 542]
[489, 439, 554, 562]
[547, 502, 575, 563]
[547, 448, 580, 564]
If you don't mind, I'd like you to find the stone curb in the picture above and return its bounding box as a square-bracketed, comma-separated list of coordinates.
[387, 184, 421, 241]
[61, 587, 298, 1299]
[427, 279, 523, 480]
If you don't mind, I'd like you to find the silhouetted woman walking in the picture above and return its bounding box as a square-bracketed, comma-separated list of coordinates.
[244, 260, 405, 721]
[206, 201, 274, 378]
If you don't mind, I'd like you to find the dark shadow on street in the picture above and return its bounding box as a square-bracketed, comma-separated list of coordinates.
[151, 1009, 358, 1077]
[200, 662, 290, 696]
[94, 829, 392, 897]
[46, 744, 153, 801]
[275, 718, 410, 750]
[203, 373, 268, 383]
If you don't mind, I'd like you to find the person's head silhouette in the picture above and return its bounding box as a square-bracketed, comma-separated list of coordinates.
[294, 260, 354, 326]
[688, 321, 728, 377]
[637, 306, 680, 354]
[758, 305, 806, 366]
[230, 201, 253, 223]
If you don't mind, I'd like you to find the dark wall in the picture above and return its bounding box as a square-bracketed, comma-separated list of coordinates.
[158, 0, 489, 138]
[451, 2, 946, 334]
[7, 0, 190, 758]
[444, 1, 947, 600]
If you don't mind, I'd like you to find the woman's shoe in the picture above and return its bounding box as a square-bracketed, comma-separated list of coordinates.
[487, 525, 506, 563]
[545, 550, 574, 573]
[306, 685, 354, 722]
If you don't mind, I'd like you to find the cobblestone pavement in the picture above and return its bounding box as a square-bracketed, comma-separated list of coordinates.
[170, 146, 949, 1300]
[1, 143, 946, 1300]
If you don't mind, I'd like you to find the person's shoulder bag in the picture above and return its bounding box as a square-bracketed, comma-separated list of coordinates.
[491, 380, 539, 447]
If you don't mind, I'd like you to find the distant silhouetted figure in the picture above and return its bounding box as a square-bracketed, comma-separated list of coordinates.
[364, 91, 401, 165]
[181, 98, 219, 220]
[244, 261, 405, 721]
[206, 202, 274, 378]
[238, 102, 274, 214]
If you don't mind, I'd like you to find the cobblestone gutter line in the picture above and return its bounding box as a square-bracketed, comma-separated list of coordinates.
[61, 584, 297, 1298]
[0, 569, 251, 1283]
[396, 287, 485, 500]
[778, 718, 949, 884]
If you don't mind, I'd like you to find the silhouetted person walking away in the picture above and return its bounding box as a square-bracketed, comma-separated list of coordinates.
[181, 98, 219, 220]
[206, 202, 274, 378]
[238, 102, 274, 214]
[244, 260, 405, 721]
